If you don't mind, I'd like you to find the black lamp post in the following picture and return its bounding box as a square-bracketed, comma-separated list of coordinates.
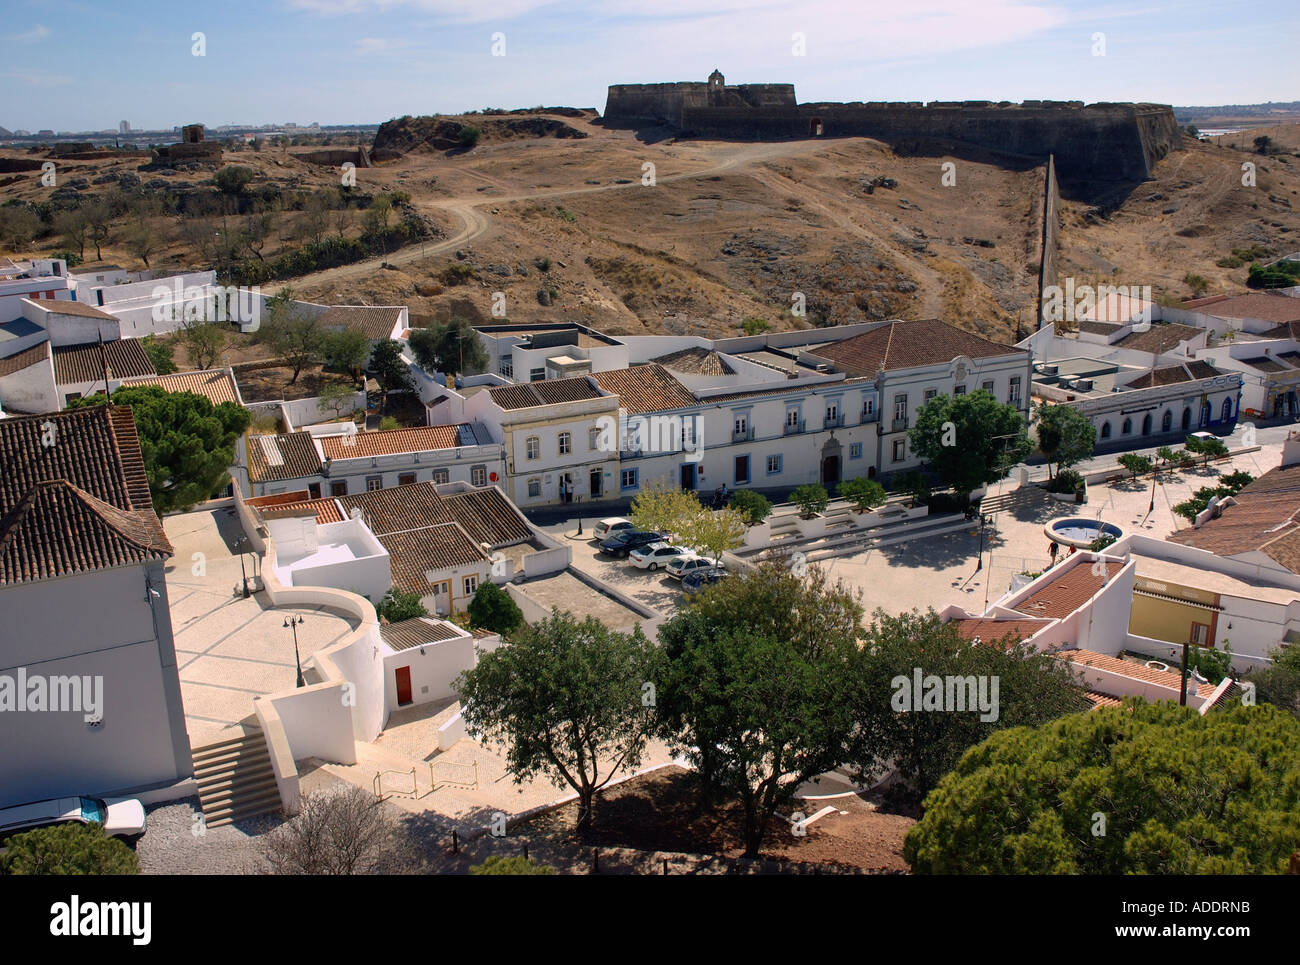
[236, 536, 251, 598]
[284, 616, 305, 687]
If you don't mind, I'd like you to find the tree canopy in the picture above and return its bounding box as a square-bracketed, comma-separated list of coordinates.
[408, 318, 488, 377]
[904, 701, 1300, 874]
[1033, 402, 1097, 478]
[369, 339, 415, 402]
[69, 387, 250, 513]
[909, 390, 1031, 497]
[0, 821, 139, 875]
[467, 580, 524, 636]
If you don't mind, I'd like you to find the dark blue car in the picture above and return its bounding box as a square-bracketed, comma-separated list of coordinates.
[598, 530, 662, 558]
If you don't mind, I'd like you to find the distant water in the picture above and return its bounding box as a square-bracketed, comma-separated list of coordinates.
[1199, 128, 1247, 137]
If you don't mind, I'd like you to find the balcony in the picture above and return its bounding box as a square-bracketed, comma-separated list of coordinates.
[861, 409, 879, 424]
[783, 419, 805, 435]
[825, 413, 844, 429]
[733, 426, 755, 443]
[891, 416, 909, 432]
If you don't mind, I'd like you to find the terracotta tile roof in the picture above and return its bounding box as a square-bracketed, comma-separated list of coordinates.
[1125, 360, 1222, 389]
[1241, 355, 1290, 374]
[318, 424, 473, 460]
[949, 617, 1053, 644]
[337, 482, 531, 547]
[120, 369, 241, 406]
[259, 498, 345, 524]
[487, 376, 604, 410]
[26, 298, 117, 320]
[1181, 293, 1300, 326]
[651, 346, 735, 376]
[1059, 648, 1217, 698]
[1012, 561, 1124, 619]
[0, 341, 51, 377]
[1113, 323, 1203, 353]
[0, 405, 171, 585]
[380, 523, 489, 595]
[809, 319, 1023, 375]
[245, 490, 312, 507]
[1262, 320, 1300, 340]
[381, 616, 465, 651]
[592, 363, 698, 414]
[701, 375, 876, 403]
[247, 432, 323, 483]
[52, 339, 155, 386]
[318, 305, 405, 341]
[1083, 690, 1124, 709]
[1166, 463, 1300, 567]
[1076, 320, 1121, 335]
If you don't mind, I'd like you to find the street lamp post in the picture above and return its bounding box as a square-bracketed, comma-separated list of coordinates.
[284, 616, 305, 687]
[236, 536, 251, 598]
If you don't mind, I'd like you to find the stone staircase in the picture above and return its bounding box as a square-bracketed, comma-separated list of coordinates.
[192, 731, 282, 828]
[977, 485, 1048, 516]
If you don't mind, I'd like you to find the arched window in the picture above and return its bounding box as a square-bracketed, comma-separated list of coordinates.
[1222, 397, 1234, 421]
[1161, 410, 1172, 432]
[1201, 402, 1211, 427]
[1182, 407, 1191, 431]
[525, 436, 540, 460]
[1100, 421, 1111, 439]
[1122, 417, 1132, 435]
[1141, 413, 1152, 436]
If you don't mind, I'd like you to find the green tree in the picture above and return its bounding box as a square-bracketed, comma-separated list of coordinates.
[458, 125, 481, 148]
[263, 302, 325, 385]
[904, 702, 1300, 874]
[469, 855, 555, 875]
[849, 610, 1089, 801]
[68, 386, 250, 513]
[1117, 452, 1153, 480]
[214, 165, 255, 196]
[655, 563, 862, 856]
[727, 488, 772, 525]
[467, 580, 524, 636]
[456, 611, 660, 833]
[1246, 643, 1300, 720]
[407, 318, 487, 377]
[178, 319, 226, 370]
[741, 317, 770, 336]
[0, 821, 140, 875]
[1187, 643, 1233, 684]
[838, 477, 887, 514]
[322, 327, 370, 384]
[897, 470, 931, 505]
[1185, 434, 1229, 466]
[681, 506, 747, 564]
[376, 587, 427, 622]
[140, 334, 178, 375]
[629, 477, 703, 541]
[909, 391, 1031, 498]
[317, 380, 356, 420]
[1033, 402, 1097, 479]
[368, 339, 415, 405]
[789, 483, 829, 518]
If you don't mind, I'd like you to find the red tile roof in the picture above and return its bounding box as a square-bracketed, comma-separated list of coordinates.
[1181, 292, 1300, 325]
[318, 305, 406, 341]
[487, 376, 604, 410]
[592, 363, 697, 414]
[1012, 561, 1124, 619]
[809, 319, 1023, 375]
[1165, 462, 1300, 571]
[1059, 648, 1217, 698]
[52, 339, 155, 386]
[318, 424, 469, 460]
[26, 298, 117, 320]
[120, 369, 241, 406]
[380, 522, 489, 595]
[1113, 323, 1203, 353]
[247, 432, 323, 483]
[0, 406, 171, 585]
[949, 617, 1053, 645]
[1124, 360, 1222, 389]
[0, 341, 51, 378]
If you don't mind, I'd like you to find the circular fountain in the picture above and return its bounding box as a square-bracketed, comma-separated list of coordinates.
[1045, 517, 1125, 550]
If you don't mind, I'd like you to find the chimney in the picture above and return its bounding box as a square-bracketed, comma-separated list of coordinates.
[1283, 430, 1300, 468]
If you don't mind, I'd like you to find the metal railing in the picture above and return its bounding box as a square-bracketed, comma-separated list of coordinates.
[373, 768, 417, 799]
[825, 413, 844, 429]
[891, 416, 909, 432]
[429, 759, 479, 790]
[783, 419, 805, 435]
[732, 426, 755, 442]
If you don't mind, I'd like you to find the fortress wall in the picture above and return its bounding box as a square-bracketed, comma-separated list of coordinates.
[604, 83, 704, 125]
[1036, 155, 1061, 328]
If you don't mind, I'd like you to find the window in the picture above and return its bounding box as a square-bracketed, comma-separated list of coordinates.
[398, 472, 416, 486]
[527, 478, 541, 498]
[953, 385, 966, 396]
[767, 454, 782, 475]
[499, 358, 513, 379]
[863, 397, 875, 419]
[982, 380, 995, 393]
[894, 394, 907, 420]
[463, 575, 479, 597]
[366, 475, 383, 492]
[529, 367, 545, 382]
[1008, 377, 1022, 404]
[1161, 410, 1172, 432]
[621, 468, 639, 491]
[331, 481, 348, 496]
[923, 389, 938, 403]
[892, 439, 905, 462]
[1122, 417, 1132, 435]
[558, 432, 572, 455]
[471, 465, 487, 486]
[65, 392, 82, 404]
[308, 483, 322, 499]
[1222, 397, 1233, 421]
[1141, 413, 1152, 436]
[850, 442, 863, 459]
[588, 426, 602, 451]
[826, 402, 839, 424]
[734, 415, 748, 437]
[433, 469, 449, 485]
[1100, 421, 1111, 439]
[786, 408, 801, 429]
[735, 455, 750, 485]
[525, 436, 540, 460]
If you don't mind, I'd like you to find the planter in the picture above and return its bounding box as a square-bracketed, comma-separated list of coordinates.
[794, 513, 828, 539]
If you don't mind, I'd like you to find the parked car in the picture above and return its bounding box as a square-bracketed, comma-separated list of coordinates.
[0, 796, 146, 842]
[593, 517, 634, 541]
[629, 543, 690, 571]
[667, 555, 723, 581]
[598, 530, 663, 558]
[681, 566, 728, 595]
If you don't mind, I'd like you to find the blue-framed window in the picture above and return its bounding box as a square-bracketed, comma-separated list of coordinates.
[766, 454, 783, 475]
[849, 442, 863, 459]
[620, 468, 639, 491]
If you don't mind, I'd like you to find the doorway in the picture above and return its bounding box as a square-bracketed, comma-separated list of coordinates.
[395, 666, 413, 706]
[810, 117, 824, 136]
[680, 463, 696, 490]
[590, 468, 603, 499]
[821, 454, 841, 486]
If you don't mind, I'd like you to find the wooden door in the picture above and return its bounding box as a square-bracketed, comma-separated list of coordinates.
[395, 666, 413, 706]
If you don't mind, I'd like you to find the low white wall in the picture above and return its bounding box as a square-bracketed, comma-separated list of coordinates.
[523, 545, 570, 578]
[504, 583, 555, 624]
[265, 683, 357, 765]
[382, 635, 476, 715]
[437, 709, 467, 751]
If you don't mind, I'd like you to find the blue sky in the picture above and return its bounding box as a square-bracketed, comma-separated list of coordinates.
[3, 0, 1296, 131]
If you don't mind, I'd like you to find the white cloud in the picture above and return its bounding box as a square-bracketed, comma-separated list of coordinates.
[7, 23, 51, 43]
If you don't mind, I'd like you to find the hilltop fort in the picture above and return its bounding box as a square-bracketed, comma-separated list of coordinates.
[604, 70, 1182, 185]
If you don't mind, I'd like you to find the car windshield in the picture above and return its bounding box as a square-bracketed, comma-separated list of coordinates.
[79, 797, 107, 823]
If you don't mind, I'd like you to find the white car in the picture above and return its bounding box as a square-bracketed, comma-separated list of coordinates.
[0, 796, 147, 841]
[667, 555, 723, 581]
[593, 517, 633, 541]
[628, 543, 690, 571]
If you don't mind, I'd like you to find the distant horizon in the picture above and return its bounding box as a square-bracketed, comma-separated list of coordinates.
[2, 0, 1296, 132]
